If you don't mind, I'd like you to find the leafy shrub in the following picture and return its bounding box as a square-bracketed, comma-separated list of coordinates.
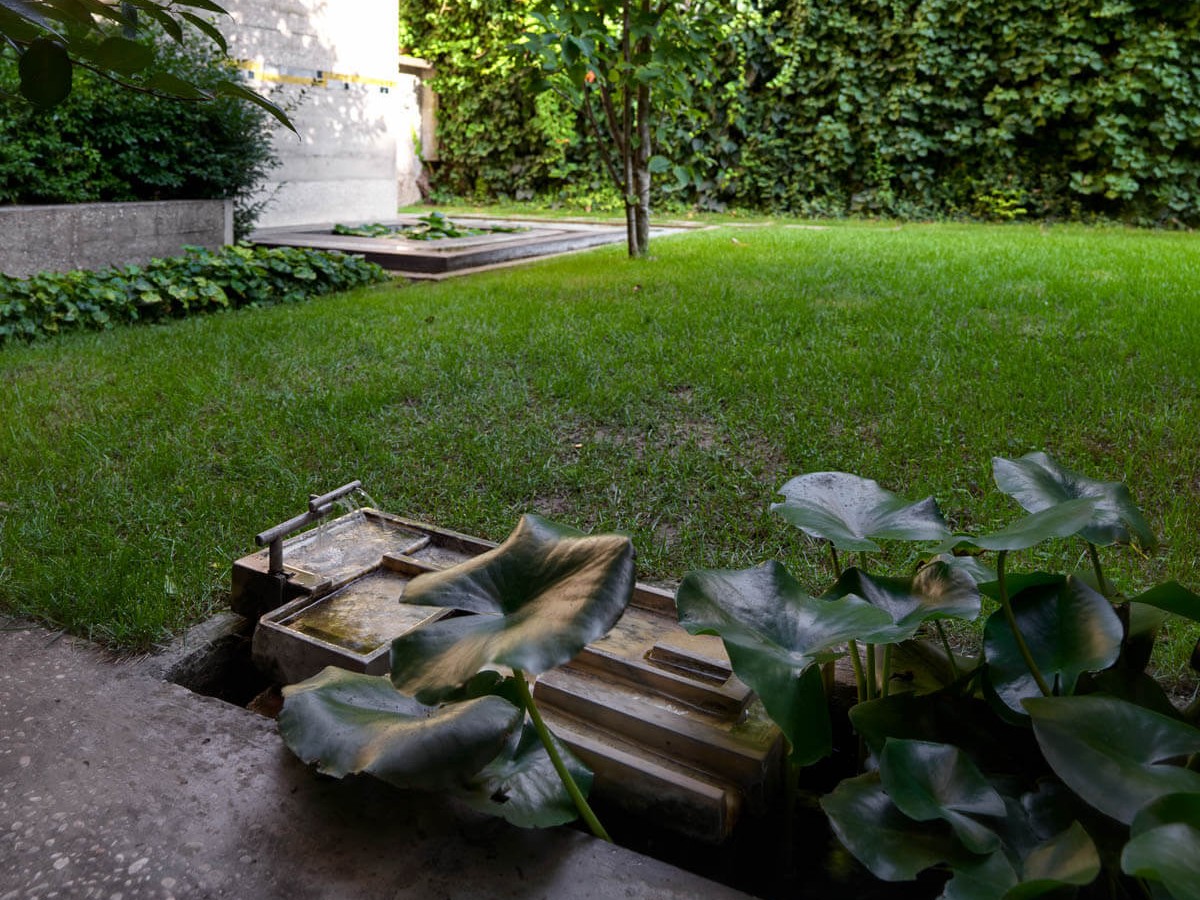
[0, 245, 388, 347]
[0, 38, 281, 238]
[404, 0, 1200, 224]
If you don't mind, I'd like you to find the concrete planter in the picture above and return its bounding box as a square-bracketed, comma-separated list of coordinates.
[0, 199, 233, 278]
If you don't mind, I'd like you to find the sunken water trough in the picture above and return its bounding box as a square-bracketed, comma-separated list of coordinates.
[249, 214, 691, 278]
[226, 485, 783, 846]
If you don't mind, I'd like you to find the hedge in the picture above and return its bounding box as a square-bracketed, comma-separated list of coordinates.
[401, 0, 1200, 224]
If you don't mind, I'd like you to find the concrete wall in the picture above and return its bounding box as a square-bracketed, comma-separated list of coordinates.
[221, 1, 421, 227]
[0, 200, 233, 278]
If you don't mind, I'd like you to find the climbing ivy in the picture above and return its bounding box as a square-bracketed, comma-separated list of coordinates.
[401, 0, 1200, 224]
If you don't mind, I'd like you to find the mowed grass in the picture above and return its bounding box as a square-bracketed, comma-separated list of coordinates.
[1, 221, 1197, 684]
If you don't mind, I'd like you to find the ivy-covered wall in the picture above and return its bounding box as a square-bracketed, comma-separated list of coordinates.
[401, 0, 1200, 223]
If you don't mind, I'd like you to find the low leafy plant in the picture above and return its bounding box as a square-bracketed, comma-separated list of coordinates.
[0, 244, 388, 347]
[677, 452, 1200, 899]
[279, 514, 635, 838]
[332, 212, 525, 241]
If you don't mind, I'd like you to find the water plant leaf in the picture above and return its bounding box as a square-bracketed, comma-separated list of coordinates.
[1129, 581, 1200, 623]
[1026, 695, 1200, 824]
[278, 667, 522, 789]
[822, 562, 981, 644]
[1121, 823, 1200, 900]
[459, 718, 592, 828]
[821, 770, 970, 881]
[880, 740, 1005, 854]
[993, 452, 1157, 550]
[939, 499, 1100, 554]
[983, 576, 1122, 715]
[391, 514, 635, 703]
[771, 472, 950, 551]
[941, 850, 1019, 900]
[676, 561, 893, 754]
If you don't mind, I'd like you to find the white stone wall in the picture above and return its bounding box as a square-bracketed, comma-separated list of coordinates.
[219, 1, 419, 227]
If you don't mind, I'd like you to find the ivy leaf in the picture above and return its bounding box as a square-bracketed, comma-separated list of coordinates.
[880, 740, 1005, 854]
[821, 561, 981, 643]
[983, 576, 1122, 715]
[676, 561, 893, 757]
[391, 514, 634, 703]
[772, 472, 950, 551]
[993, 452, 1156, 549]
[278, 667, 522, 789]
[1026, 695, 1200, 824]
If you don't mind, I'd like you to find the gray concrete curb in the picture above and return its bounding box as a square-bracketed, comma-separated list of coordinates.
[0, 622, 753, 900]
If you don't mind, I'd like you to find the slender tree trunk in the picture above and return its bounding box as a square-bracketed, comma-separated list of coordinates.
[621, 1, 638, 257]
[630, 0, 653, 256]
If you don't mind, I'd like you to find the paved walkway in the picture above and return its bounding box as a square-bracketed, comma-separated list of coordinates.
[0, 623, 751, 900]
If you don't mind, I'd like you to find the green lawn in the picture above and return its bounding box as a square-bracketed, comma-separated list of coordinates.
[1, 220, 1197, 684]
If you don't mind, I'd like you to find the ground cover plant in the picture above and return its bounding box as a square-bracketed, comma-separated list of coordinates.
[332, 212, 525, 241]
[0, 220, 1196, 688]
[0, 244, 387, 345]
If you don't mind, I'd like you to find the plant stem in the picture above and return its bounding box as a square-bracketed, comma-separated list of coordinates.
[829, 542, 842, 578]
[514, 669, 611, 842]
[1087, 542, 1111, 599]
[781, 749, 800, 877]
[935, 621, 961, 682]
[847, 639, 867, 703]
[880, 644, 893, 698]
[996, 551, 1052, 697]
[865, 643, 877, 701]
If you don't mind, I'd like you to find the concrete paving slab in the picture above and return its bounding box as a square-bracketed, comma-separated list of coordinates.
[0, 623, 754, 900]
[250, 216, 701, 278]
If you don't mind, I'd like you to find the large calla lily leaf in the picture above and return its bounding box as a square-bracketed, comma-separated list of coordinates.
[279, 667, 522, 789]
[676, 561, 893, 753]
[821, 770, 972, 882]
[391, 514, 635, 702]
[1130, 581, 1200, 624]
[938, 498, 1100, 555]
[983, 576, 1122, 715]
[941, 850, 1019, 900]
[771, 472, 950, 551]
[822, 562, 981, 644]
[1121, 823, 1200, 900]
[993, 452, 1157, 550]
[459, 719, 592, 828]
[880, 740, 1005, 854]
[1025, 695, 1200, 824]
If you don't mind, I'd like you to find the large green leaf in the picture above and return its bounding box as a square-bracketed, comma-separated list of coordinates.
[771, 472, 950, 551]
[391, 514, 634, 703]
[459, 719, 592, 828]
[1130, 581, 1200, 623]
[822, 562, 981, 644]
[1026, 695, 1200, 824]
[675, 561, 893, 753]
[880, 740, 1005, 854]
[983, 576, 1122, 715]
[993, 452, 1156, 550]
[938, 499, 1100, 554]
[1121, 822, 1200, 900]
[821, 771, 970, 882]
[941, 822, 1099, 900]
[19, 36, 71, 106]
[278, 667, 521, 789]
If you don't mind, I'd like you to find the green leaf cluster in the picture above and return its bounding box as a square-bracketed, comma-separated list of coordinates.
[0, 37, 282, 238]
[677, 453, 1200, 898]
[403, 0, 1200, 224]
[280, 514, 635, 837]
[0, 244, 388, 347]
